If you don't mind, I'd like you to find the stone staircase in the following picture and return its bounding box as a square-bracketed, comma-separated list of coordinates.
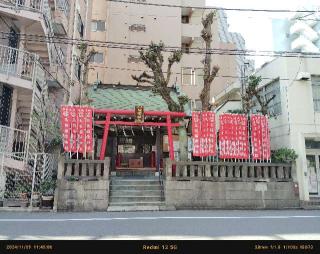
[108, 172, 165, 211]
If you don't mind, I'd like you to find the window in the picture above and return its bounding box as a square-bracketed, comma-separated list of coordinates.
[312, 76, 320, 112]
[182, 68, 204, 86]
[55, 0, 70, 16]
[90, 52, 104, 64]
[181, 43, 190, 54]
[181, 15, 189, 24]
[129, 24, 146, 32]
[251, 79, 282, 116]
[91, 20, 106, 32]
[77, 12, 84, 38]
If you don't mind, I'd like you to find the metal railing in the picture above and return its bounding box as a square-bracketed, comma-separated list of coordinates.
[165, 160, 294, 182]
[1, 0, 43, 12]
[0, 152, 58, 208]
[0, 44, 37, 81]
[0, 125, 28, 161]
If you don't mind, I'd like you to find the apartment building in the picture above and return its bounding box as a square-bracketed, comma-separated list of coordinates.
[0, 0, 88, 205]
[87, 0, 244, 104]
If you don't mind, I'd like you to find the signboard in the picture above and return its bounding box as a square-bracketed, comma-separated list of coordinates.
[219, 114, 249, 159]
[251, 114, 271, 161]
[135, 106, 144, 123]
[60, 105, 94, 153]
[192, 111, 216, 157]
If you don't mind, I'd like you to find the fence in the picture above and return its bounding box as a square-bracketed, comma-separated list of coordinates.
[0, 44, 36, 81]
[165, 160, 294, 182]
[0, 153, 58, 208]
[59, 159, 110, 180]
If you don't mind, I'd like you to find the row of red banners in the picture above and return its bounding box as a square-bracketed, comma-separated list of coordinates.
[60, 106, 94, 153]
[192, 112, 271, 160]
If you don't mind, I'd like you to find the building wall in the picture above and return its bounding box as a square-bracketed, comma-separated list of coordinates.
[87, 0, 239, 102]
[256, 57, 320, 201]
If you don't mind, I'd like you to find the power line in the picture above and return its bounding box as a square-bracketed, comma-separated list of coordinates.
[1, 32, 320, 59]
[106, 0, 318, 13]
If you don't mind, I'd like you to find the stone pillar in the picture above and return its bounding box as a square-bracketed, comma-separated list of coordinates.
[212, 165, 219, 177]
[277, 166, 284, 179]
[256, 166, 262, 178]
[104, 158, 110, 180]
[220, 165, 226, 178]
[57, 157, 65, 179]
[227, 166, 233, 178]
[188, 165, 193, 177]
[270, 166, 276, 179]
[205, 165, 211, 177]
[242, 165, 248, 179]
[263, 166, 269, 179]
[183, 165, 188, 177]
[234, 166, 240, 178]
[165, 159, 172, 180]
[74, 162, 80, 177]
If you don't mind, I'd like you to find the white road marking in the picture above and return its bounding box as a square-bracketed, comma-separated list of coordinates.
[0, 215, 320, 222]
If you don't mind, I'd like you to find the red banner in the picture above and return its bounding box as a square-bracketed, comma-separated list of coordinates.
[251, 114, 271, 161]
[219, 114, 249, 159]
[192, 111, 216, 157]
[60, 106, 94, 153]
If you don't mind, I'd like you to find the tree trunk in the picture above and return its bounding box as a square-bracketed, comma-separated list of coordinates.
[178, 120, 188, 161]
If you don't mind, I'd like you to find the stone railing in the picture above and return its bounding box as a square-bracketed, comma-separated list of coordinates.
[165, 160, 294, 182]
[58, 158, 110, 180]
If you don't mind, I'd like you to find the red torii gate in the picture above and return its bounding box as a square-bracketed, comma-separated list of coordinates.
[94, 109, 186, 161]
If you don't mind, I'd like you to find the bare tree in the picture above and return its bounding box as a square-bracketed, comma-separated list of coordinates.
[200, 11, 220, 111]
[242, 75, 276, 115]
[132, 42, 188, 112]
[77, 43, 96, 105]
[132, 42, 189, 160]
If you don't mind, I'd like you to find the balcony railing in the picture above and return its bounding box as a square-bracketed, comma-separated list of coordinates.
[1, 0, 43, 12]
[0, 44, 37, 81]
[0, 125, 28, 161]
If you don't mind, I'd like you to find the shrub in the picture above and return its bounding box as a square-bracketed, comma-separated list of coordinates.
[272, 148, 298, 163]
[39, 179, 56, 196]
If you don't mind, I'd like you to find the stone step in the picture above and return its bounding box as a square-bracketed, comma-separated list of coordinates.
[110, 190, 162, 196]
[109, 201, 165, 207]
[111, 179, 161, 186]
[110, 184, 162, 191]
[107, 206, 163, 212]
[110, 196, 163, 203]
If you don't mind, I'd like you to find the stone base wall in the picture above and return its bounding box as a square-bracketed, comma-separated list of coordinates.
[55, 179, 109, 212]
[165, 180, 300, 209]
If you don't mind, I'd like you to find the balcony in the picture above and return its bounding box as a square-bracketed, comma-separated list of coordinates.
[0, 44, 37, 89]
[0, 0, 44, 22]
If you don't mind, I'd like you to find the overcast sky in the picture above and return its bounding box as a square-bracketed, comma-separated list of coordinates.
[206, 0, 320, 68]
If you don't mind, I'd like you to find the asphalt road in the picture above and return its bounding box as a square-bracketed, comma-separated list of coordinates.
[0, 210, 320, 240]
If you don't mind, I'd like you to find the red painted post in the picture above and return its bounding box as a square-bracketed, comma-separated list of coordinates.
[166, 114, 175, 161]
[99, 113, 111, 160]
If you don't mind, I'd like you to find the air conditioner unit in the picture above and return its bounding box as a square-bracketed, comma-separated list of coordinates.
[296, 72, 311, 81]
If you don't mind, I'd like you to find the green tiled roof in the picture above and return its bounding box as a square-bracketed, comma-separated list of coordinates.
[87, 85, 190, 113]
